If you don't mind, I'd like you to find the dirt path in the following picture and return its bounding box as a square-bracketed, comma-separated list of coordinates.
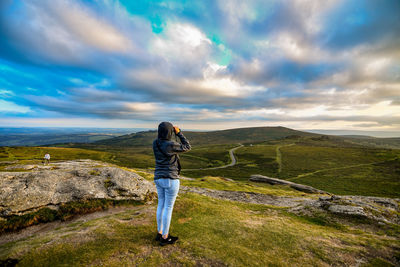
[275, 144, 295, 174]
[184, 144, 243, 171]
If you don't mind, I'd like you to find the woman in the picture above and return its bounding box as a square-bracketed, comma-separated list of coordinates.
[153, 122, 191, 246]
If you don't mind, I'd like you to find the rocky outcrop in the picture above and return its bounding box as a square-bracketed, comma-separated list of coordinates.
[250, 174, 328, 194]
[180, 186, 309, 207]
[328, 205, 366, 217]
[181, 186, 400, 224]
[290, 195, 400, 224]
[0, 160, 156, 216]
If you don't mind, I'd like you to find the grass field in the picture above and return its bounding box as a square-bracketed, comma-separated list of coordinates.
[1, 142, 400, 265]
[0, 146, 113, 164]
[288, 158, 400, 197]
[1, 193, 398, 266]
[2, 136, 400, 198]
[50, 143, 236, 170]
[182, 143, 400, 198]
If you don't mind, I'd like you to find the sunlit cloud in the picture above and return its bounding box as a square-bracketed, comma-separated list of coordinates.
[0, 0, 398, 132]
[0, 100, 31, 113]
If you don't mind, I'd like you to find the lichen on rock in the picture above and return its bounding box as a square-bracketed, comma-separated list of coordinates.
[0, 160, 156, 216]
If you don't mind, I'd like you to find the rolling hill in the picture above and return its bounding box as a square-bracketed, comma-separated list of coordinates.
[94, 126, 318, 147]
[0, 128, 140, 147]
[94, 126, 400, 149]
[341, 136, 400, 149]
[16, 126, 398, 198]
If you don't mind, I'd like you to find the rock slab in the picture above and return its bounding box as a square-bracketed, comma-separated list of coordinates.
[0, 160, 156, 216]
[250, 174, 328, 194]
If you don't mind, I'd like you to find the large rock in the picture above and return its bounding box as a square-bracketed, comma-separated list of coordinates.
[289, 194, 400, 224]
[0, 160, 156, 216]
[328, 205, 366, 217]
[250, 174, 328, 194]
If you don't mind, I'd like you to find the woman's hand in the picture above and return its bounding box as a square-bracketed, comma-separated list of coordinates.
[173, 126, 180, 134]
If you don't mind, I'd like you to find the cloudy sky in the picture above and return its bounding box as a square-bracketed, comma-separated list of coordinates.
[0, 0, 399, 132]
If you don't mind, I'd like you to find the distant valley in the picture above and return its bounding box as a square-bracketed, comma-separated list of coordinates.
[1, 126, 399, 266]
[0, 127, 146, 146]
[1, 126, 399, 198]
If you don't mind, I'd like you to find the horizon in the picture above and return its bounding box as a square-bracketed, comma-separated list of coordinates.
[1, 125, 399, 138]
[0, 1, 399, 131]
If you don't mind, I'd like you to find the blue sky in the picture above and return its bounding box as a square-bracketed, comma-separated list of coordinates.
[0, 0, 399, 131]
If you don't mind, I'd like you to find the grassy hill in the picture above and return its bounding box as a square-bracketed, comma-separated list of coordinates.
[32, 125, 400, 198]
[1, 146, 399, 265]
[2, 126, 400, 198]
[0, 128, 140, 147]
[94, 126, 317, 147]
[0, 133, 120, 147]
[3, 135, 400, 198]
[0, 160, 399, 266]
[2, 192, 399, 266]
[180, 137, 400, 198]
[90, 126, 400, 150]
[342, 136, 400, 149]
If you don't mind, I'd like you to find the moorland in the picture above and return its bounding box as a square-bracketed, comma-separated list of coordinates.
[0, 126, 399, 266]
[47, 126, 400, 198]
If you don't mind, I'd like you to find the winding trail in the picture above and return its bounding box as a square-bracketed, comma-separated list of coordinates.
[184, 144, 243, 171]
[276, 144, 295, 174]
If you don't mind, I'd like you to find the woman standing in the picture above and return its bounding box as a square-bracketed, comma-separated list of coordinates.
[153, 122, 191, 246]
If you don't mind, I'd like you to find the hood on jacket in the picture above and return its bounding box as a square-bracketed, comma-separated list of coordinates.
[158, 121, 174, 140]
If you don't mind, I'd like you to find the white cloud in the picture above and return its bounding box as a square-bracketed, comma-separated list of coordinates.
[363, 57, 391, 77]
[52, 1, 132, 53]
[124, 102, 161, 112]
[290, 0, 342, 35]
[198, 63, 265, 97]
[0, 100, 31, 113]
[218, 0, 260, 26]
[0, 89, 14, 97]
[150, 22, 212, 71]
[1, 0, 399, 132]
[283, 101, 400, 119]
[4, 0, 137, 65]
[124, 62, 266, 101]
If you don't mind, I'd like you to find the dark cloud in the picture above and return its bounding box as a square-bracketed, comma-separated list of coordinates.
[321, 0, 400, 50]
[0, 0, 399, 130]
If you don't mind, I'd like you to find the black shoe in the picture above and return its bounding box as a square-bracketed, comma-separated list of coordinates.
[160, 235, 179, 246]
[155, 233, 162, 241]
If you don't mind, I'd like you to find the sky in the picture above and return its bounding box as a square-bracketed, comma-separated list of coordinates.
[0, 0, 399, 132]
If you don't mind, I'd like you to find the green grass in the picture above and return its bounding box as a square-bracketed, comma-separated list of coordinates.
[0, 199, 144, 234]
[182, 144, 279, 180]
[134, 170, 308, 197]
[0, 146, 113, 163]
[279, 145, 399, 179]
[1, 134, 399, 265]
[57, 143, 236, 170]
[1, 193, 398, 266]
[94, 126, 316, 147]
[183, 143, 400, 197]
[180, 144, 237, 168]
[2, 140, 399, 198]
[289, 158, 400, 197]
[47, 136, 400, 199]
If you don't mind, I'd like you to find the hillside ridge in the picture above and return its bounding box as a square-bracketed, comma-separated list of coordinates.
[94, 126, 317, 147]
[91, 126, 400, 149]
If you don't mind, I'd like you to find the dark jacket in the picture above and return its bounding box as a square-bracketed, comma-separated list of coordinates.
[153, 122, 191, 180]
